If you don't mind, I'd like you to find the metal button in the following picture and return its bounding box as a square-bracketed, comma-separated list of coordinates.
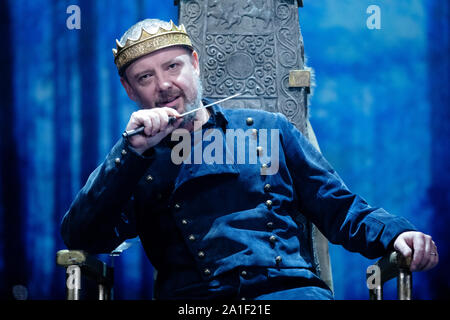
[121, 149, 127, 155]
[181, 219, 188, 225]
[269, 235, 277, 243]
[174, 203, 181, 210]
[261, 163, 268, 169]
[241, 270, 247, 277]
[114, 158, 121, 165]
[198, 251, 205, 258]
[146, 175, 153, 182]
[275, 255, 282, 264]
[246, 117, 254, 126]
[264, 184, 271, 192]
[188, 234, 196, 241]
[251, 128, 258, 137]
[203, 268, 211, 276]
[265, 200, 272, 209]
[266, 221, 274, 229]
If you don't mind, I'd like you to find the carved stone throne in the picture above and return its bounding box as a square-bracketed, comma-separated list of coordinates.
[176, 0, 334, 291]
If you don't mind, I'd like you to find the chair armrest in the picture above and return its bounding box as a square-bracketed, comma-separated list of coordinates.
[375, 251, 411, 284]
[56, 249, 114, 300]
[56, 249, 114, 285]
[367, 251, 412, 300]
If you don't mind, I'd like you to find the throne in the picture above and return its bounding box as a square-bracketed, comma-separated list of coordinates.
[57, 0, 412, 300]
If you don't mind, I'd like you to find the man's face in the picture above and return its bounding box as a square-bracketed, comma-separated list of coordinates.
[121, 46, 201, 115]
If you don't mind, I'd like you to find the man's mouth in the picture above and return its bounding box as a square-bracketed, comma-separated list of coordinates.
[157, 95, 181, 108]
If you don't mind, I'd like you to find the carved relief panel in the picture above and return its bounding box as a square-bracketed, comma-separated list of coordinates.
[178, 0, 308, 134]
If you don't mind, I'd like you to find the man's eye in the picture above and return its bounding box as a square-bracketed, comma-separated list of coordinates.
[168, 63, 178, 70]
[139, 74, 152, 81]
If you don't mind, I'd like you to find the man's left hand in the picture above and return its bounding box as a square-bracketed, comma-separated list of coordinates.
[393, 231, 438, 272]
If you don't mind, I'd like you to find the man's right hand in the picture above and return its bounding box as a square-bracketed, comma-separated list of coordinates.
[125, 107, 183, 154]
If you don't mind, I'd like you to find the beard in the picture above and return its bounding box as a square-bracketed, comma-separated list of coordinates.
[181, 73, 203, 126]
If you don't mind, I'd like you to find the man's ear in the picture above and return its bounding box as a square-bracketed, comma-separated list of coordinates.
[120, 76, 138, 102]
[191, 50, 200, 76]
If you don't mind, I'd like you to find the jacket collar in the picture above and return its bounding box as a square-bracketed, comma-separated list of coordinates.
[201, 98, 229, 132]
[158, 98, 228, 148]
[170, 100, 237, 195]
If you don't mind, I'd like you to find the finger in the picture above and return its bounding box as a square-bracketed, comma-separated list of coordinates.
[127, 111, 146, 132]
[165, 108, 185, 128]
[163, 107, 182, 123]
[423, 241, 439, 271]
[150, 112, 161, 136]
[417, 235, 432, 270]
[411, 235, 425, 271]
[153, 108, 170, 132]
[150, 119, 182, 142]
[163, 107, 181, 117]
[129, 111, 152, 137]
[142, 114, 153, 137]
[432, 240, 437, 255]
[393, 236, 413, 259]
[432, 245, 439, 268]
[146, 115, 183, 145]
[150, 107, 179, 132]
[423, 252, 438, 271]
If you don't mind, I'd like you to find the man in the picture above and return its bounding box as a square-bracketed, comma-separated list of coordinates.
[61, 19, 438, 300]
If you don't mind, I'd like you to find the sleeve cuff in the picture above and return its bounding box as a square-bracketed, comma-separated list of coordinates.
[123, 137, 156, 160]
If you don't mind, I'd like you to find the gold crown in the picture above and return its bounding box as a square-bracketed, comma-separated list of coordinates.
[113, 19, 193, 75]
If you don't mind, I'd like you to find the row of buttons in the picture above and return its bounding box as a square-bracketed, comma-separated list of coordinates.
[246, 118, 274, 173]
[178, 212, 211, 276]
[114, 149, 128, 165]
[248, 117, 283, 267]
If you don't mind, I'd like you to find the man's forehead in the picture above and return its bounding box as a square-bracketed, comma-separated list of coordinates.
[150, 46, 192, 60]
[126, 46, 192, 74]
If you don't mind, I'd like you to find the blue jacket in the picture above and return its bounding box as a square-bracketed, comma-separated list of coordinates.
[61, 103, 416, 299]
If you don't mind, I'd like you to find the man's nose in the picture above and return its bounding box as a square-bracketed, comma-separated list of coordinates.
[156, 74, 172, 91]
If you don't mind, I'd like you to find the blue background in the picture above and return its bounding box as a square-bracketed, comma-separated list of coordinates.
[0, 0, 448, 300]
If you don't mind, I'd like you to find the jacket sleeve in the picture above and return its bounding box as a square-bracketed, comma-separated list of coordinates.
[278, 114, 417, 259]
[60, 138, 155, 253]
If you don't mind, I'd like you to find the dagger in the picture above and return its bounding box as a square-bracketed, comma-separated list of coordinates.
[122, 92, 242, 138]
